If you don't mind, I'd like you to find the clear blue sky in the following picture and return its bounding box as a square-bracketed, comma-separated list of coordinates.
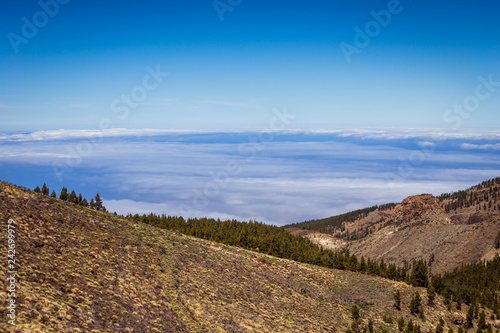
[1, 0, 499, 131]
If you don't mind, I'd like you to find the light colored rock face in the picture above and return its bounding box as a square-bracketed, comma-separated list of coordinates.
[305, 232, 348, 251]
[390, 194, 450, 226]
[286, 228, 349, 252]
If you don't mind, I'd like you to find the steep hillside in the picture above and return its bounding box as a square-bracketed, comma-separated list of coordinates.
[349, 194, 499, 274]
[1, 181, 495, 332]
[288, 178, 500, 275]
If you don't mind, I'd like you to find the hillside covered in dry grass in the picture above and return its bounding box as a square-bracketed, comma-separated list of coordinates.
[1, 181, 499, 332]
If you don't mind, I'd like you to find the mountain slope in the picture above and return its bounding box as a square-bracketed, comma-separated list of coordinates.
[287, 179, 500, 275]
[0, 181, 496, 332]
[349, 194, 499, 274]
[0, 181, 188, 332]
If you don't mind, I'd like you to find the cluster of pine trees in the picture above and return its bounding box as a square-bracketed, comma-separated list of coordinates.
[284, 203, 397, 235]
[349, 293, 426, 332]
[430, 255, 500, 311]
[439, 177, 500, 213]
[463, 303, 496, 332]
[132, 213, 422, 282]
[397, 256, 500, 313]
[34, 183, 105, 211]
[355, 286, 498, 332]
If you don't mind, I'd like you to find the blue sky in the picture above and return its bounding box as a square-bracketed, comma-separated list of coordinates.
[0, 1, 499, 224]
[1, 0, 499, 131]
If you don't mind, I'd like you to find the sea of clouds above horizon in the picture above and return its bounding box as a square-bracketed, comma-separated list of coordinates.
[0, 128, 499, 226]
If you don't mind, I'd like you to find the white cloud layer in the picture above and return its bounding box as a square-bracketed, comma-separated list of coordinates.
[1, 130, 499, 225]
[460, 143, 500, 150]
[1, 128, 500, 143]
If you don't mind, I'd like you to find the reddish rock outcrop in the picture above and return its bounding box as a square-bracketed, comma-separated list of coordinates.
[390, 194, 450, 226]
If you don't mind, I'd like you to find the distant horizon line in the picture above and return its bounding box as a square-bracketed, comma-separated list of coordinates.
[1, 127, 500, 143]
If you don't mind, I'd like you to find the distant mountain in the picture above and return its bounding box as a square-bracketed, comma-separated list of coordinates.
[286, 178, 500, 275]
[2, 180, 498, 332]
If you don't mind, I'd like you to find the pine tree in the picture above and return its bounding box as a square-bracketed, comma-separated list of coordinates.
[89, 198, 95, 209]
[81, 198, 88, 207]
[478, 311, 486, 330]
[419, 305, 425, 320]
[405, 319, 413, 333]
[427, 284, 436, 306]
[394, 289, 402, 309]
[359, 256, 366, 272]
[94, 192, 103, 211]
[410, 292, 422, 315]
[60, 187, 69, 201]
[41, 183, 49, 195]
[50, 190, 57, 198]
[410, 260, 429, 287]
[350, 320, 358, 332]
[466, 305, 474, 329]
[398, 317, 405, 331]
[34, 186, 41, 193]
[69, 190, 77, 204]
[351, 305, 360, 321]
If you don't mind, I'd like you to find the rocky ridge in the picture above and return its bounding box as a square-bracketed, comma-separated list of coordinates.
[390, 194, 450, 226]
